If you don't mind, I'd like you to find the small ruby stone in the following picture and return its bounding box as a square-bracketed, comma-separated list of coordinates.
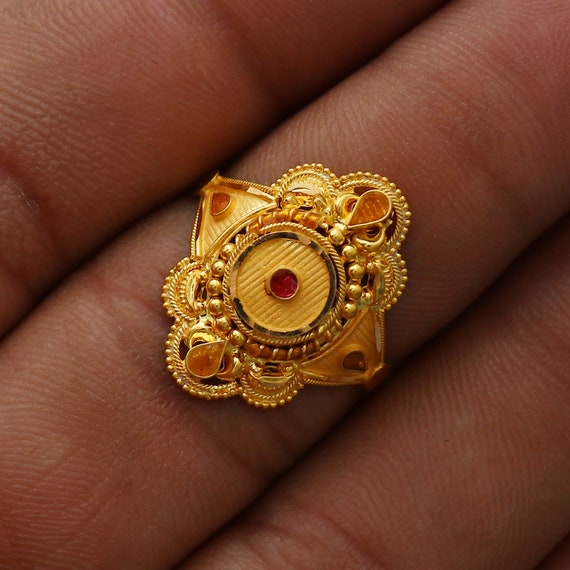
[269, 269, 299, 299]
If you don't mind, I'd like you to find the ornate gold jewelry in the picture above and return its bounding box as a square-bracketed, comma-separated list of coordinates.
[163, 164, 410, 407]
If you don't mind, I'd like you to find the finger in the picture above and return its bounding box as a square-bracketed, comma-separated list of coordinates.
[184, 219, 570, 570]
[1, 0, 569, 567]
[0, 0, 445, 334]
[537, 533, 570, 570]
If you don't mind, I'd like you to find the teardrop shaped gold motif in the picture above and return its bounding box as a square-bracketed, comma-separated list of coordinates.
[185, 341, 227, 378]
[210, 192, 232, 216]
[347, 190, 391, 228]
[342, 350, 367, 372]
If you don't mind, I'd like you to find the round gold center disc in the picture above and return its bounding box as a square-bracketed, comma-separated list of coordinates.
[229, 232, 336, 336]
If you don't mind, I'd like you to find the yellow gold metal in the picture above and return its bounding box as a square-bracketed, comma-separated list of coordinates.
[163, 164, 410, 408]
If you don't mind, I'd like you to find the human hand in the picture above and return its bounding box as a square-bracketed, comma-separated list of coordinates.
[1, 1, 569, 568]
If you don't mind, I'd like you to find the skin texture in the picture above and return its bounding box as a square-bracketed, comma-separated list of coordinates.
[0, 0, 568, 568]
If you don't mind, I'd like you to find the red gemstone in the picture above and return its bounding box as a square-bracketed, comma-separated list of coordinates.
[269, 268, 299, 299]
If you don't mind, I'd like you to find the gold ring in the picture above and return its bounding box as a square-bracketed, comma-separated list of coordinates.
[163, 164, 410, 407]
